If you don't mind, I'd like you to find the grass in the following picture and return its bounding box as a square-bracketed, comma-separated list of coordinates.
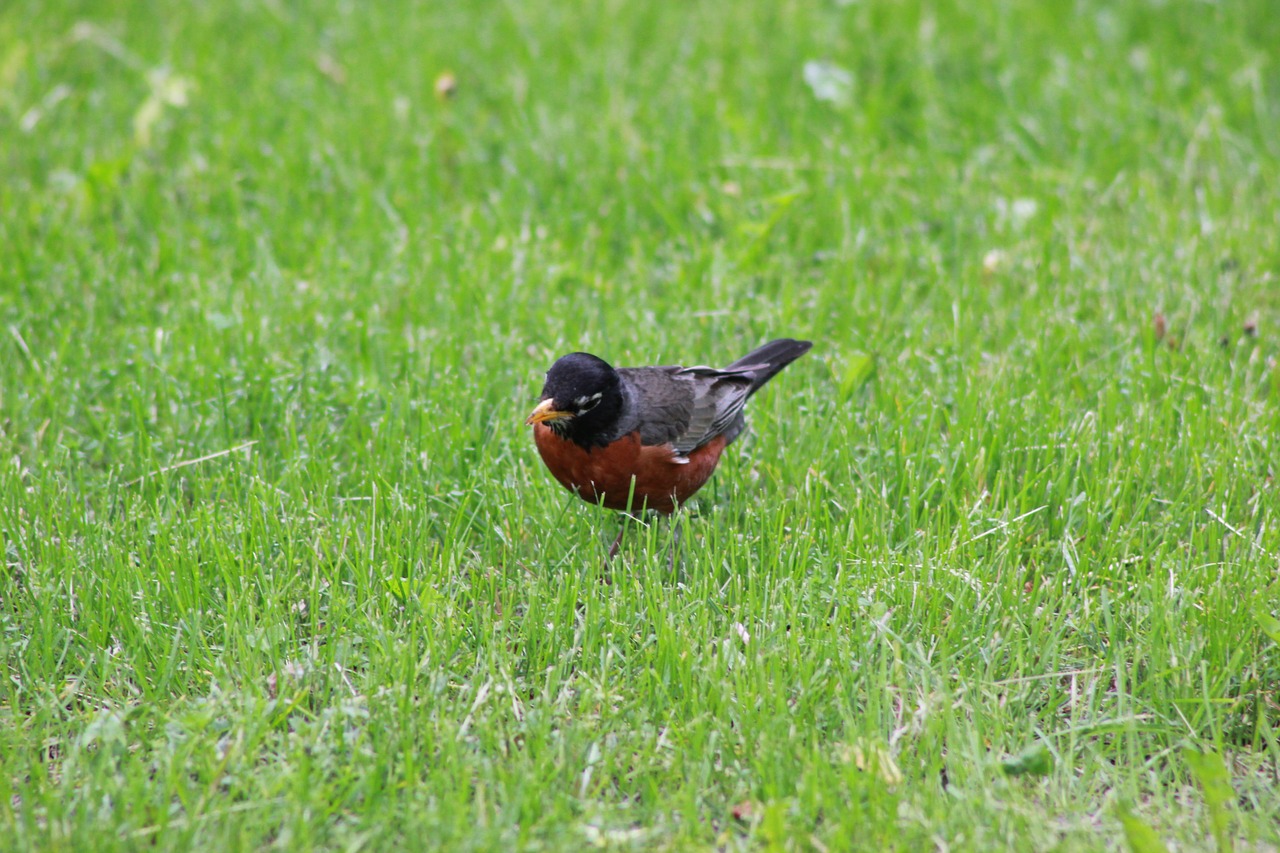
[2, 0, 1280, 848]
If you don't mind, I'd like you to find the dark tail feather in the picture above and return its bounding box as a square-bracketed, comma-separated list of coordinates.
[727, 338, 813, 394]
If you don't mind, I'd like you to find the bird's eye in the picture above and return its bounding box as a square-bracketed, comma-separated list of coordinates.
[574, 392, 602, 413]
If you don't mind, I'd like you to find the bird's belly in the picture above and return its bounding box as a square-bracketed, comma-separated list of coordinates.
[532, 427, 727, 513]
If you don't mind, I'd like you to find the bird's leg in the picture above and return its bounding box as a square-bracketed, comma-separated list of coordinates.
[667, 518, 678, 573]
[664, 512, 687, 576]
[606, 523, 626, 562]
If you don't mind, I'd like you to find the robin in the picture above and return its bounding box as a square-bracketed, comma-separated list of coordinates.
[526, 338, 812, 557]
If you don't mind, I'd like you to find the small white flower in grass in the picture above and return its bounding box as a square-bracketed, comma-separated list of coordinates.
[995, 197, 1039, 230]
[803, 61, 854, 106]
[435, 71, 458, 100]
[315, 52, 346, 85]
[133, 67, 193, 148]
[982, 249, 1009, 274]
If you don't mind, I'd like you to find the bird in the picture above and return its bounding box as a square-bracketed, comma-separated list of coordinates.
[526, 338, 813, 558]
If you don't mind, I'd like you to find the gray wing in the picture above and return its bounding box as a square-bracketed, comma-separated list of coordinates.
[617, 364, 760, 456]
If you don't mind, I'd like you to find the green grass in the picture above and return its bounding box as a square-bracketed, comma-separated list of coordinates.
[3, 0, 1280, 849]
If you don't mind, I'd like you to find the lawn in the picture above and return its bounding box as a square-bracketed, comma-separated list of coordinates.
[2, 0, 1280, 849]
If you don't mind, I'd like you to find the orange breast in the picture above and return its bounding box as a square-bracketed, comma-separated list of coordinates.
[532, 426, 728, 513]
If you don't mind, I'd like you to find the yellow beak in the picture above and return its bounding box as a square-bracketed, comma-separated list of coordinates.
[526, 398, 572, 425]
